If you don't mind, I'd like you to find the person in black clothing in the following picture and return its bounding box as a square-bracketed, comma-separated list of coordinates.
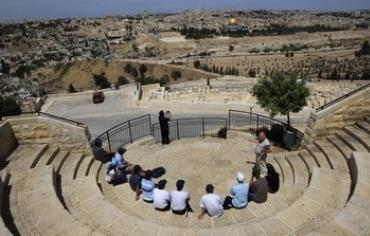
[92, 139, 112, 163]
[129, 165, 145, 201]
[159, 110, 170, 145]
[266, 163, 280, 193]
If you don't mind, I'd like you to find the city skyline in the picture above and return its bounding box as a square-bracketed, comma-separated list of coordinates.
[1, 0, 370, 23]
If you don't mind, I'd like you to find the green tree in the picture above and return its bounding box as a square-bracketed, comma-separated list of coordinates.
[93, 72, 110, 89]
[0, 96, 21, 116]
[159, 74, 170, 86]
[68, 83, 77, 93]
[171, 70, 182, 81]
[252, 72, 309, 126]
[356, 40, 370, 56]
[124, 63, 133, 74]
[117, 76, 129, 85]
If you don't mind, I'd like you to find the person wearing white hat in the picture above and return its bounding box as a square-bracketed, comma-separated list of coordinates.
[223, 172, 249, 209]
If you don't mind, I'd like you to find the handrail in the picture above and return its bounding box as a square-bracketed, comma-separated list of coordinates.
[228, 109, 304, 136]
[315, 82, 370, 112]
[3, 111, 86, 127]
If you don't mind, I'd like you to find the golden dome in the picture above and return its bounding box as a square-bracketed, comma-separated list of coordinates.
[229, 17, 237, 25]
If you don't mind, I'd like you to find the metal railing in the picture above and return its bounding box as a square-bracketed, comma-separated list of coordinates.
[1, 111, 85, 127]
[95, 114, 152, 152]
[151, 117, 228, 143]
[228, 110, 304, 149]
[315, 82, 370, 112]
[95, 110, 305, 152]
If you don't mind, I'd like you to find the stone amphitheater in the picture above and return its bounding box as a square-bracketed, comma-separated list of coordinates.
[0, 84, 369, 236]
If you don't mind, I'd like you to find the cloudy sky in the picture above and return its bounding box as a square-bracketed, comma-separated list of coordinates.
[1, 0, 370, 22]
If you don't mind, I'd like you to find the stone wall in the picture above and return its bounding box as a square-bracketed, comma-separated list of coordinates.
[304, 87, 370, 144]
[0, 121, 18, 162]
[6, 115, 91, 154]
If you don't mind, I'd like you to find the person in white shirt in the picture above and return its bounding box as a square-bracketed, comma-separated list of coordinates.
[254, 129, 271, 177]
[153, 180, 170, 211]
[198, 184, 224, 219]
[170, 180, 193, 215]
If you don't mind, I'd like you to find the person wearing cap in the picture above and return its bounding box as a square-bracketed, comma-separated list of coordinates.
[198, 184, 224, 219]
[223, 172, 249, 209]
[113, 147, 133, 173]
[153, 179, 170, 211]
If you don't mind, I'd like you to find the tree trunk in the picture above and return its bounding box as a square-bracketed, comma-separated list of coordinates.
[287, 112, 291, 127]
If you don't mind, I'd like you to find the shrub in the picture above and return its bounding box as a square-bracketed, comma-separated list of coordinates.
[93, 72, 110, 89]
[171, 70, 182, 80]
[218, 127, 228, 139]
[68, 83, 77, 93]
[117, 76, 129, 85]
[0, 96, 21, 116]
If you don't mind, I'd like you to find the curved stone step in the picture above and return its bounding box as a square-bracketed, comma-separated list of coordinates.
[34, 146, 60, 167]
[334, 152, 370, 235]
[10, 166, 92, 235]
[65, 176, 144, 235]
[304, 144, 332, 169]
[59, 152, 85, 185]
[50, 150, 70, 173]
[7, 144, 48, 183]
[273, 167, 336, 232]
[314, 139, 349, 173]
[343, 125, 370, 152]
[298, 148, 319, 174]
[0, 173, 12, 236]
[327, 135, 353, 159]
[357, 120, 370, 134]
[335, 130, 368, 152]
[75, 156, 94, 179]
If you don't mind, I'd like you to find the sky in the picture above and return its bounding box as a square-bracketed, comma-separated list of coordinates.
[1, 0, 370, 23]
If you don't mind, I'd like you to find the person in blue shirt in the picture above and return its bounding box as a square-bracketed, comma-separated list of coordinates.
[223, 172, 249, 209]
[141, 170, 155, 203]
[113, 147, 133, 173]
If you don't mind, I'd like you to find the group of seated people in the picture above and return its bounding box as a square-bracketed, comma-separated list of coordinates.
[92, 138, 280, 219]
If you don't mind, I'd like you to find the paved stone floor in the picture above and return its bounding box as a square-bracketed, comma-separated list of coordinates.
[120, 131, 285, 227]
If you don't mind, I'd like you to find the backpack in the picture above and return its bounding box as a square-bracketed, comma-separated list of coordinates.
[151, 166, 166, 178]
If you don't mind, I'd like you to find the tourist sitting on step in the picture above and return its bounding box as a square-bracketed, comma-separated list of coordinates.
[105, 164, 127, 185]
[248, 165, 268, 203]
[198, 184, 224, 219]
[254, 128, 271, 177]
[153, 179, 170, 211]
[92, 138, 113, 163]
[266, 163, 280, 193]
[141, 170, 155, 203]
[130, 165, 145, 201]
[113, 147, 134, 173]
[170, 180, 193, 215]
[223, 172, 249, 209]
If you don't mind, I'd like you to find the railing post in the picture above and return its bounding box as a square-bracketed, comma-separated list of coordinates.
[202, 118, 205, 138]
[228, 110, 231, 130]
[106, 131, 112, 153]
[256, 114, 259, 129]
[128, 120, 133, 143]
[177, 120, 180, 140]
[148, 115, 153, 136]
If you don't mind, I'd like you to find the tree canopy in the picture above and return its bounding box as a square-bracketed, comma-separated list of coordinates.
[252, 72, 309, 126]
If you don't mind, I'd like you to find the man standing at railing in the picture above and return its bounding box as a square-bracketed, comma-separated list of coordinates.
[159, 110, 170, 145]
[254, 128, 271, 177]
